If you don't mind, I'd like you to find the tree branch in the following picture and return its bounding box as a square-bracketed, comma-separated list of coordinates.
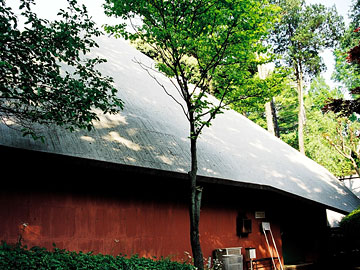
[133, 58, 190, 121]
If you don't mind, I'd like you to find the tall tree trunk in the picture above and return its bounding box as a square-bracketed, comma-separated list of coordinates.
[265, 101, 276, 136]
[295, 63, 306, 154]
[265, 98, 279, 137]
[259, 63, 279, 138]
[271, 98, 280, 138]
[189, 127, 204, 270]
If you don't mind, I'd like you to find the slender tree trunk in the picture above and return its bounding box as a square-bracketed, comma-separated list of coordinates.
[265, 98, 280, 137]
[189, 125, 204, 270]
[265, 101, 276, 136]
[295, 63, 306, 154]
[271, 98, 280, 138]
[259, 63, 279, 138]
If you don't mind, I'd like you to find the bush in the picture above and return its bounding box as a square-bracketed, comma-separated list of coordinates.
[340, 206, 360, 248]
[0, 242, 195, 270]
[338, 206, 360, 267]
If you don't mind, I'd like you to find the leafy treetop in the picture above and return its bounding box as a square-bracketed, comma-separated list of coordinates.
[0, 0, 123, 140]
[104, 0, 281, 139]
[270, 0, 344, 80]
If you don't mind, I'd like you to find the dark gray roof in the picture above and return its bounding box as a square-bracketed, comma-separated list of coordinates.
[1, 36, 360, 213]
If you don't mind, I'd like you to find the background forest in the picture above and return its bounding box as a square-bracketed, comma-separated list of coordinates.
[227, 0, 360, 178]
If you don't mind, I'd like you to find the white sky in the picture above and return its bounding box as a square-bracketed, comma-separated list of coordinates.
[9, 0, 354, 90]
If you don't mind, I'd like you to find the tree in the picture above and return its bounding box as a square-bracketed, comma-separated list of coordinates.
[304, 76, 354, 177]
[244, 71, 299, 149]
[0, 0, 123, 140]
[321, 2, 360, 173]
[340, 206, 360, 257]
[270, 0, 344, 154]
[322, 116, 360, 177]
[103, 1, 280, 268]
[331, 0, 360, 93]
[257, 63, 278, 137]
[324, 28, 360, 116]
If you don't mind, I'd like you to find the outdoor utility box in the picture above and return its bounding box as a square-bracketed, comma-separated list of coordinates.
[214, 247, 243, 270]
[245, 248, 256, 260]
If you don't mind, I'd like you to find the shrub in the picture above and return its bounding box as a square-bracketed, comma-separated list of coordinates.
[0, 242, 195, 270]
[338, 206, 360, 267]
[340, 206, 360, 248]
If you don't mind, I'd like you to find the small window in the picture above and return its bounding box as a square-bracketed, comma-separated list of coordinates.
[236, 213, 252, 236]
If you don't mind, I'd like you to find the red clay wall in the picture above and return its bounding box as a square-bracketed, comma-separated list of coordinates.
[0, 189, 282, 264]
[4, 147, 329, 267]
[0, 147, 281, 264]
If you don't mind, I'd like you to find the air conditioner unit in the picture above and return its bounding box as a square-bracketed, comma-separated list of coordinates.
[214, 247, 243, 270]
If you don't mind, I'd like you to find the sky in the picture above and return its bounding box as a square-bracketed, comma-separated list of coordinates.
[9, 0, 354, 90]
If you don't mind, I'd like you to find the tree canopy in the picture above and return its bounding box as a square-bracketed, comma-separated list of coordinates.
[0, 0, 123, 140]
[269, 0, 344, 153]
[304, 76, 354, 177]
[104, 0, 281, 137]
[325, 0, 360, 116]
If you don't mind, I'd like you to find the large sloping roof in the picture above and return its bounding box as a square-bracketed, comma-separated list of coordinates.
[1, 36, 360, 213]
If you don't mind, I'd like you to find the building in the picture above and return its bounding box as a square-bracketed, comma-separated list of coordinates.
[1, 36, 359, 269]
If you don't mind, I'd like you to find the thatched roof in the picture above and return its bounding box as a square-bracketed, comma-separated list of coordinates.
[1, 36, 359, 213]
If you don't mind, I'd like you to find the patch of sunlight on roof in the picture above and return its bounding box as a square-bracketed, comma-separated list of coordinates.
[103, 131, 141, 151]
[249, 140, 271, 153]
[202, 167, 219, 175]
[80, 136, 95, 143]
[93, 109, 128, 129]
[126, 128, 139, 136]
[3, 118, 17, 126]
[177, 168, 186, 173]
[157, 155, 173, 165]
[125, 157, 137, 163]
[270, 170, 285, 179]
[290, 176, 312, 193]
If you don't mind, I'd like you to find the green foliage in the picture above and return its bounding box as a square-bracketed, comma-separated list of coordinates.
[247, 74, 356, 176]
[271, 0, 344, 79]
[304, 111, 354, 177]
[276, 85, 299, 149]
[341, 206, 360, 227]
[314, 76, 360, 176]
[230, 66, 290, 114]
[332, 0, 360, 94]
[0, 0, 123, 140]
[244, 73, 299, 149]
[339, 206, 360, 251]
[332, 30, 360, 94]
[269, 0, 344, 152]
[304, 77, 354, 176]
[0, 242, 195, 270]
[104, 0, 281, 138]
